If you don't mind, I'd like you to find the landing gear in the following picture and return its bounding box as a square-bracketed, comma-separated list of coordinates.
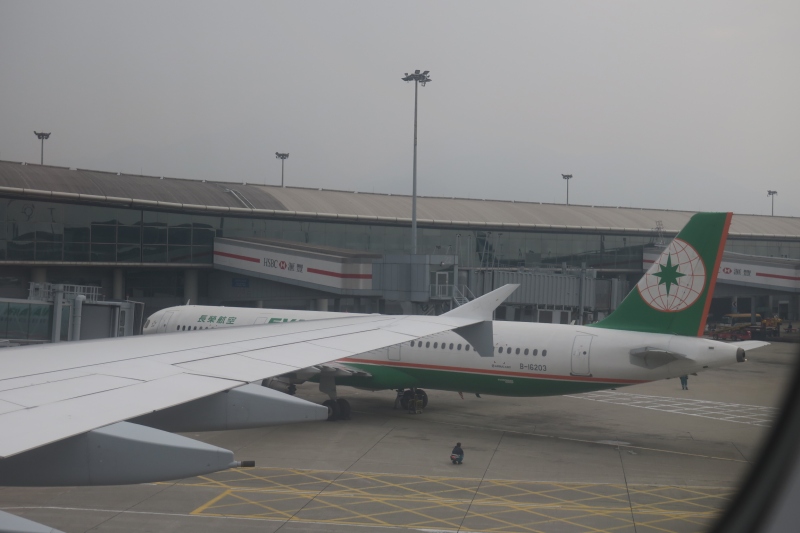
[322, 399, 340, 421]
[336, 398, 351, 420]
[320, 399, 351, 421]
[319, 372, 351, 421]
[399, 389, 428, 410]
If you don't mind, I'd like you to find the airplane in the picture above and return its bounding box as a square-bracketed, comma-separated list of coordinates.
[144, 212, 769, 420]
[0, 283, 517, 532]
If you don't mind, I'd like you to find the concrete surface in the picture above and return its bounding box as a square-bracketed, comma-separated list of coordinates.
[1, 341, 796, 533]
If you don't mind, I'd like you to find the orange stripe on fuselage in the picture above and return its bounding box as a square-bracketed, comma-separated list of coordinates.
[343, 358, 646, 385]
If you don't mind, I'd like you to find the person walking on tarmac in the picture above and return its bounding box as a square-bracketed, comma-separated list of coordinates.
[451, 442, 464, 465]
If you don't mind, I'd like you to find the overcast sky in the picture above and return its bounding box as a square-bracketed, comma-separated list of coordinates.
[1, 1, 798, 217]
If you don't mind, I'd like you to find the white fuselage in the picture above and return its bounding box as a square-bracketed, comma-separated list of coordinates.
[143, 305, 742, 395]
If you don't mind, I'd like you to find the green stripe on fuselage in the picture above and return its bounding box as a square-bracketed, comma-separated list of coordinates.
[327, 363, 624, 397]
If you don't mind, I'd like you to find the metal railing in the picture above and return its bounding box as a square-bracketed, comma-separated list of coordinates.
[28, 283, 103, 302]
[429, 283, 453, 300]
[453, 284, 475, 307]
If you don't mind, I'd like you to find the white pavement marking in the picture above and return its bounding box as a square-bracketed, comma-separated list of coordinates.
[566, 391, 778, 427]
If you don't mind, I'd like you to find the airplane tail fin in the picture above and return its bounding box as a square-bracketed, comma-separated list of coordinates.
[589, 212, 732, 337]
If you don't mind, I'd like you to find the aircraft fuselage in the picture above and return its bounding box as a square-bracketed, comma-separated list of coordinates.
[144, 305, 741, 396]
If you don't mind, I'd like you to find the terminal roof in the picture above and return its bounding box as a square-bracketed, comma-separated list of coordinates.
[1, 160, 798, 238]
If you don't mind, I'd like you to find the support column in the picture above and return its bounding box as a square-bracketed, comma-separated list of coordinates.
[71, 295, 86, 341]
[315, 299, 329, 312]
[51, 284, 64, 343]
[112, 268, 125, 300]
[183, 269, 199, 306]
[31, 267, 47, 284]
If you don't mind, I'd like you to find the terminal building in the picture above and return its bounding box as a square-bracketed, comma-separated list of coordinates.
[0, 159, 798, 342]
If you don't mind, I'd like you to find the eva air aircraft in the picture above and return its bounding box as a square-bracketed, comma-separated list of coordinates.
[143, 212, 766, 420]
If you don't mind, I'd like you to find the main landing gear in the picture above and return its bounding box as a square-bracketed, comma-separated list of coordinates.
[319, 372, 351, 421]
[321, 398, 351, 421]
[394, 388, 428, 411]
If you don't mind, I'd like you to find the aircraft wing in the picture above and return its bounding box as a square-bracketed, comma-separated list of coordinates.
[0, 284, 518, 460]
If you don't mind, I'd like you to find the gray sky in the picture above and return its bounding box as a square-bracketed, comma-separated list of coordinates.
[1, 1, 798, 216]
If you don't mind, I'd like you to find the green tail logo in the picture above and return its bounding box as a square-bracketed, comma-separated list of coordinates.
[590, 212, 732, 337]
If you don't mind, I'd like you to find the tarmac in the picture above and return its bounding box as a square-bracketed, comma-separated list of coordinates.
[1, 341, 797, 533]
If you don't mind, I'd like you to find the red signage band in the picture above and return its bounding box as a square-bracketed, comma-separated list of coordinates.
[756, 272, 800, 281]
[213, 250, 260, 263]
[307, 267, 372, 279]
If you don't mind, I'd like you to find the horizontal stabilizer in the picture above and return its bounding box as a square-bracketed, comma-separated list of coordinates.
[729, 340, 770, 351]
[443, 284, 519, 321]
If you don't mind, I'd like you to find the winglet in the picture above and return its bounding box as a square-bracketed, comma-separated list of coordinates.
[443, 284, 519, 321]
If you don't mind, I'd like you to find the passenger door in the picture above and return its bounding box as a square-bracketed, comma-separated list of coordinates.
[157, 311, 174, 334]
[570, 335, 592, 376]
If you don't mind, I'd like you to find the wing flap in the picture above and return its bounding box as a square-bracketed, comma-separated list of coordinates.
[177, 354, 296, 382]
[0, 374, 142, 408]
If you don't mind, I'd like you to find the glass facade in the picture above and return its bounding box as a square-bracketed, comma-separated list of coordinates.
[1, 198, 798, 269]
[0, 301, 68, 341]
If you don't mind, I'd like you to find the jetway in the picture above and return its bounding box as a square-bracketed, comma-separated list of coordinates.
[0, 283, 142, 345]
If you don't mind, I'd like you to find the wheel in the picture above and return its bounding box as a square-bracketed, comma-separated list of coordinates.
[400, 390, 413, 410]
[322, 399, 340, 421]
[416, 389, 429, 408]
[336, 398, 351, 420]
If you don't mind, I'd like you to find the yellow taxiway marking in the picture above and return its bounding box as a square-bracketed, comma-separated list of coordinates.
[181, 467, 731, 533]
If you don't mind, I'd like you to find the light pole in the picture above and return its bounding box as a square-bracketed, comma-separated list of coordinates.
[401, 69, 431, 254]
[561, 174, 573, 205]
[34, 131, 51, 165]
[275, 152, 289, 187]
[768, 190, 777, 216]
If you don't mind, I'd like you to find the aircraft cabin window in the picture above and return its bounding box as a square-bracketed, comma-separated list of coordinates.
[465, 345, 470, 351]
[516, 348, 520, 355]
[144, 320, 150, 328]
[433, 342, 438, 348]
[448, 343, 453, 350]
[457, 344, 462, 350]
[176, 325, 179, 331]
[426, 342, 430, 348]
[533, 349, 538, 355]
[498, 347, 503, 354]
[542, 350, 547, 356]
[410, 341, 415, 347]
[524, 348, 529, 355]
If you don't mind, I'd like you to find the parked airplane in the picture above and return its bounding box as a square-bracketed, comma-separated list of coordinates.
[145, 212, 767, 420]
[0, 282, 517, 532]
